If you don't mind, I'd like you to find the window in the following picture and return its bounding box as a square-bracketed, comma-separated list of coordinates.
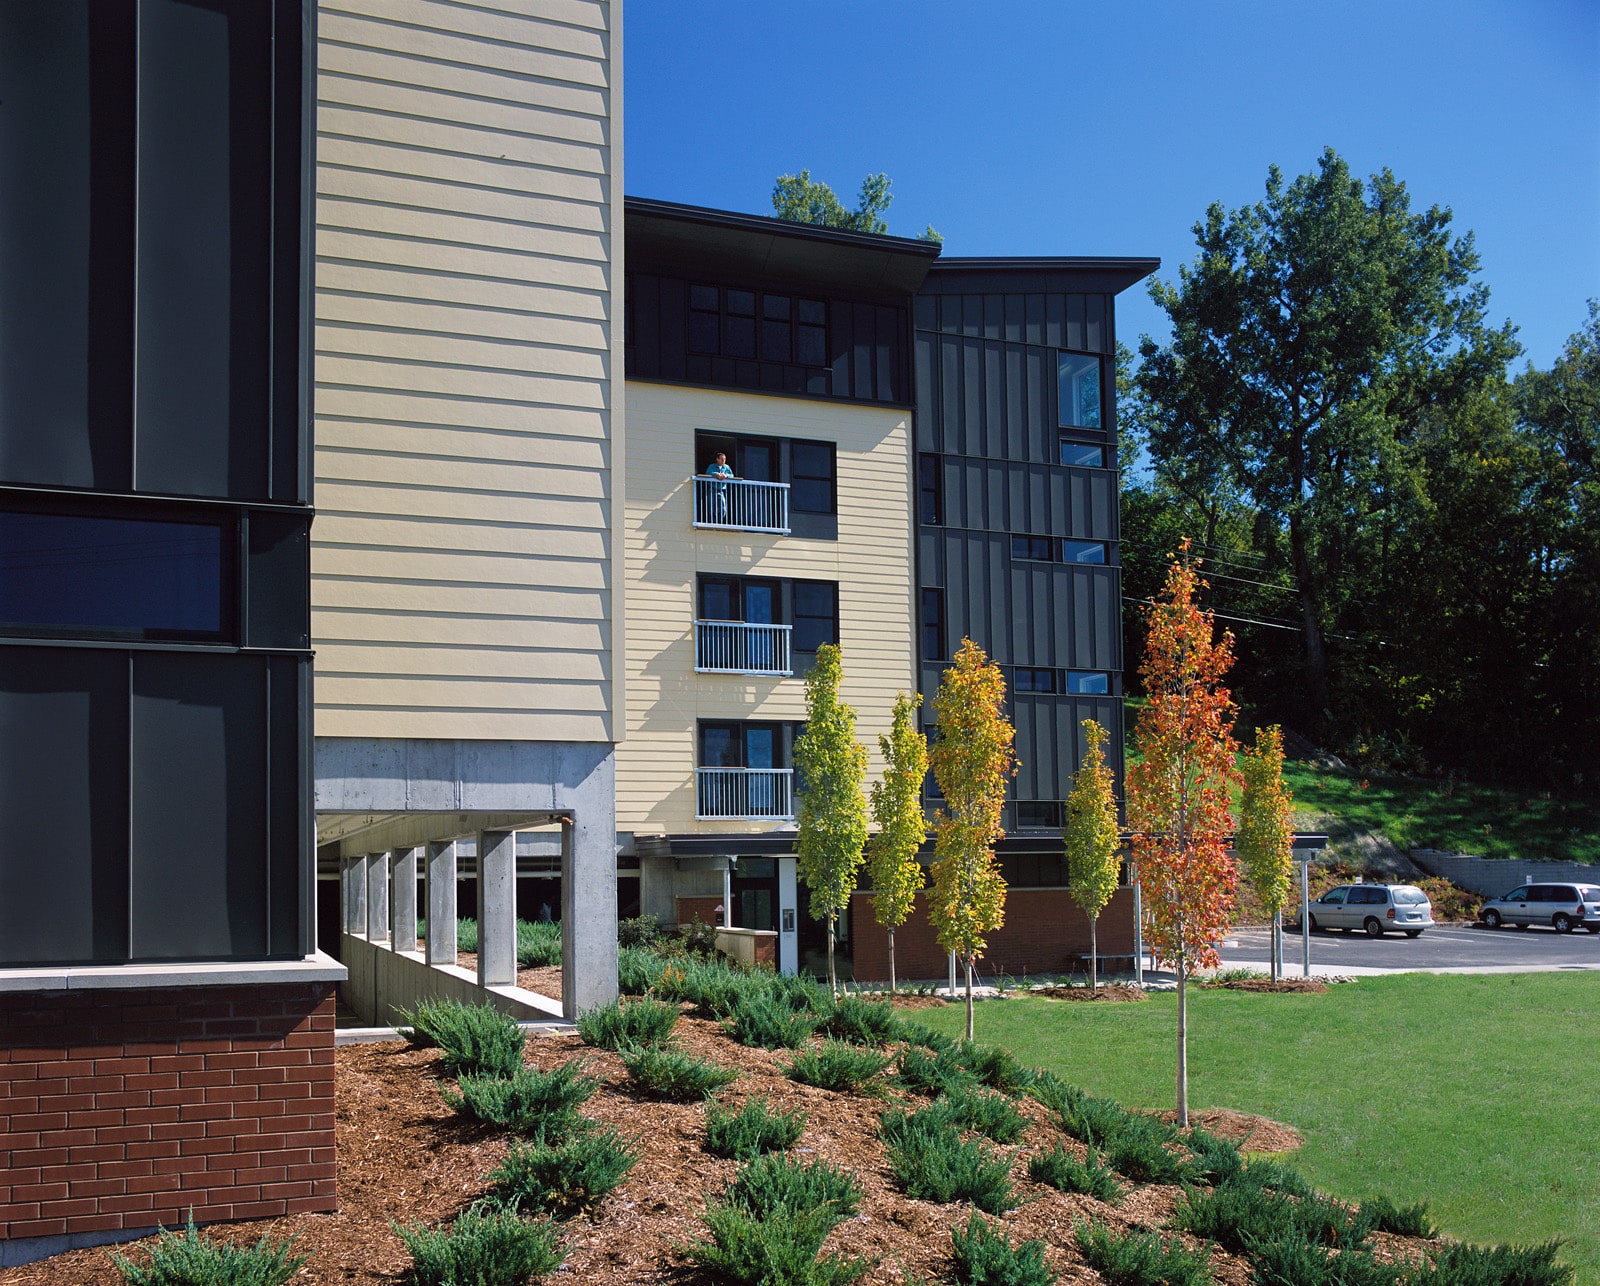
[919, 454, 942, 526]
[699, 576, 778, 625]
[0, 509, 229, 641]
[1016, 802, 1063, 830]
[1061, 540, 1106, 564]
[698, 721, 794, 819]
[1012, 535, 1053, 561]
[791, 581, 838, 654]
[724, 289, 756, 359]
[1058, 352, 1104, 429]
[1066, 672, 1111, 695]
[1013, 667, 1057, 693]
[999, 852, 1067, 886]
[685, 286, 829, 369]
[789, 439, 835, 514]
[1059, 439, 1106, 468]
[921, 589, 944, 660]
[1012, 536, 1107, 565]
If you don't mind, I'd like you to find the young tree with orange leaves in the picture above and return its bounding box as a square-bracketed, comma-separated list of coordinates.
[928, 638, 1016, 1041]
[1126, 547, 1240, 1126]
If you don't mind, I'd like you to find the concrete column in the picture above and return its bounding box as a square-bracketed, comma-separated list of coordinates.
[562, 810, 618, 1018]
[366, 852, 390, 944]
[425, 840, 458, 966]
[344, 855, 367, 936]
[477, 829, 517, 987]
[390, 845, 421, 953]
[722, 864, 733, 927]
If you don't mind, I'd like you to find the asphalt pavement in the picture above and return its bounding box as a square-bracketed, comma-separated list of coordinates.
[1215, 921, 1600, 977]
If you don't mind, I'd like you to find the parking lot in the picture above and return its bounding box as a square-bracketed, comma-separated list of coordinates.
[1219, 921, 1600, 976]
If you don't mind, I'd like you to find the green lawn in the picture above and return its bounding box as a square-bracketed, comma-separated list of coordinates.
[1280, 762, 1600, 863]
[916, 974, 1600, 1280]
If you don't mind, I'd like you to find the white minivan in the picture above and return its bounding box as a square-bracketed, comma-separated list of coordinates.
[1307, 884, 1434, 938]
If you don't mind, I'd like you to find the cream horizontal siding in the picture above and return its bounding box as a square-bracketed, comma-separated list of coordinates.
[618, 383, 915, 835]
[312, 0, 620, 744]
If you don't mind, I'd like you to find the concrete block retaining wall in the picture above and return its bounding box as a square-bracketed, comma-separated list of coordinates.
[339, 932, 562, 1028]
[1409, 850, 1599, 898]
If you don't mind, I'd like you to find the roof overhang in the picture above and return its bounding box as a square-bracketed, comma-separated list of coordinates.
[626, 196, 942, 298]
[926, 256, 1161, 297]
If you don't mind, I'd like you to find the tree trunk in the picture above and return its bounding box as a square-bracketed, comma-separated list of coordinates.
[826, 918, 837, 998]
[1176, 970, 1189, 1127]
[1288, 510, 1331, 718]
[964, 956, 975, 1041]
[1271, 909, 1281, 982]
[887, 928, 897, 995]
[1088, 914, 1099, 994]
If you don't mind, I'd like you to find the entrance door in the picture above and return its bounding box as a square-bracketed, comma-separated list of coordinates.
[732, 856, 778, 932]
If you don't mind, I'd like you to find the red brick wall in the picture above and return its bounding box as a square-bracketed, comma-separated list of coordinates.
[850, 887, 1137, 982]
[675, 896, 724, 928]
[0, 982, 337, 1244]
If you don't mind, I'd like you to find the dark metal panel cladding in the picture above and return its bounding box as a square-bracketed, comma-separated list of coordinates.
[918, 535, 943, 603]
[1012, 696, 1041, 799]
[961, 340, 982, 458]
[852, 303, 873, 398]
[915, 331, 937, 450]
[245, 509, 311, 649]
[1005, 346, 1027, 459]
[940, 336, 961, 455]
[982, 294, 1003, 341]
[0, 646, 130, 965]
[658, 276, 687, 380]
[0, 0, 136, 493]
[135, 0, 273, 501]
[1024, 294, 1045, 347]
[914, 294, 938, 332]
[266, 653, 302, 957]
[129, 652, 269, 960]
[270, 0, 306, 504]
[987, 459, 1007, 533]
[1045, 294, 1065, 350]
[1086, 294, 1107, 353]
[1003, 294, 1024, 344]
[985, 532, 1009, 663]
[1067, 294, 1086, 352]
[1026, 348, 1048, 459]
[961, 294, 982, 338]
[629, 273, 660, 378]
[983, 342, 1004, 458]
[939, 294, 961, 333]
[831, 301, 853, 397]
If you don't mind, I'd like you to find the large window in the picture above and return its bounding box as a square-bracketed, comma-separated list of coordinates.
[791, 581, 838, 655]
[1010, 535, 1109, 565]
[1057, 352, 1104, 431]
[919, 454, 943, 526]
[687, 284, 828, 368]
[921, 588, 945, 661]
[789, 440, 836, 515]
[694, 430, 838, 539]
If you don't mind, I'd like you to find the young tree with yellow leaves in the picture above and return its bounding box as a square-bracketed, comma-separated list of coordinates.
[1237, 725, 1295, 981]
[794, 644, 868, 996]
[1064, 718, 1121, 995]
[866, 691, 929, 995]
[1126, 547, 1240, 1127]
[928, 638, 1016, 1040]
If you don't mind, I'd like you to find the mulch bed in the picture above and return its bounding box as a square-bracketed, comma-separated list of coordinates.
[1201, 978, 1330, 994]
[6, 1002, 1438, 1286]
[1029, 982, 1150, 1003]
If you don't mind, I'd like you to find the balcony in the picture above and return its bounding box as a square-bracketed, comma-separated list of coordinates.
[693, 475, 789, 534]
[696, 768, 795, 820]
[695, 620, 792, 676]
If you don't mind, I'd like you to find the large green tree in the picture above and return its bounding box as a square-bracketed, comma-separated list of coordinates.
[771, 169, 941, 242]
[1063, 719, 1120, 995]
[793, 643, 869, 996]
[1135, 148, 1518, 725]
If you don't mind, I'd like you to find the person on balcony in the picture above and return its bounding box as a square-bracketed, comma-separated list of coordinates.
[707, 451, 735, 523]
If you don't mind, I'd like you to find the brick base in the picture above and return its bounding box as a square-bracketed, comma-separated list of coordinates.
[0, 982, 337, 1244]
[850, 887, 1137, 982]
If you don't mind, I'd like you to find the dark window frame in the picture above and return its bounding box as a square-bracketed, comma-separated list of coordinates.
[1057, 349, 1105, 431]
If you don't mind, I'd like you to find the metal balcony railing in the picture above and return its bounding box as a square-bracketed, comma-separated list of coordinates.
[696, 768, 795, 820]
[693, 475, 789, 534]
[694, 620, 792, 675]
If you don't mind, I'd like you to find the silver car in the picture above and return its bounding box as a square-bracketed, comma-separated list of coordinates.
[1477, 883, 1600, 934]
[1307, 883, 1434, 938]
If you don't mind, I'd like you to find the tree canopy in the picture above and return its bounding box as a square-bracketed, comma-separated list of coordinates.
[771, 169, 942, 242]
[865, 691, 930, 994]
[1063, 718, 1120, 994]
[793, 643, 868, 995]
[928, 638, 1015, 1039]
[1126, 550, 1239, 1126]
[1134, 147, 1518, 723]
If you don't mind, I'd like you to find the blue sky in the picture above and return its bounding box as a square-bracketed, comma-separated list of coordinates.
[624, 0, 1599, 370]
